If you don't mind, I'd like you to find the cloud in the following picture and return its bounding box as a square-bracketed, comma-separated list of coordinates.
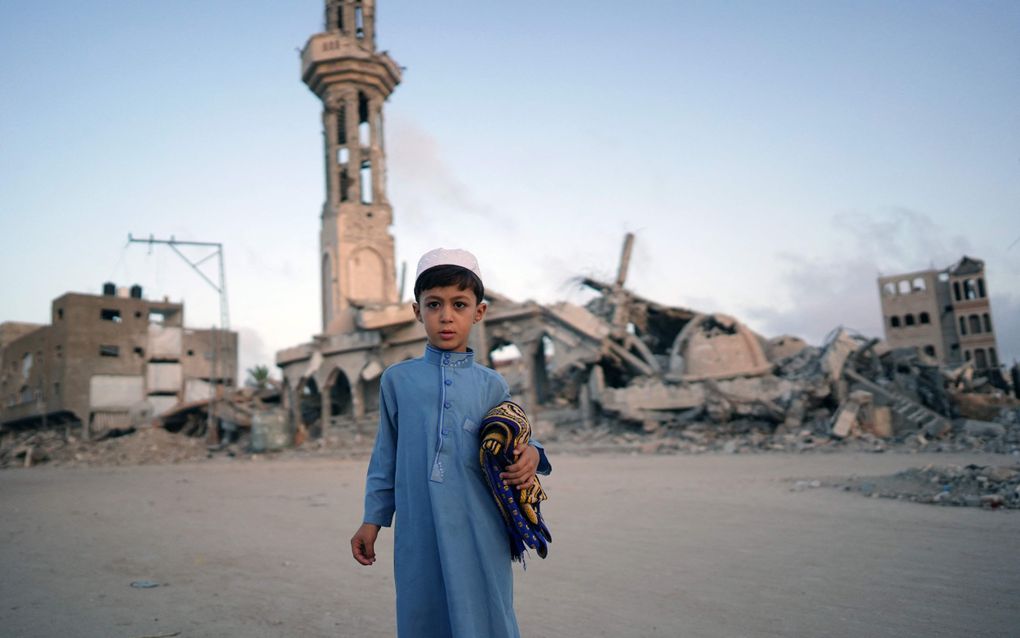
[236, 325, 274, 383]
[745, 208, 972, 345]
[387, 115, 514, 229]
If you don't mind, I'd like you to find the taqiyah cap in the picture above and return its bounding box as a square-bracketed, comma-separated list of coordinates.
[415, 248, 482, 280]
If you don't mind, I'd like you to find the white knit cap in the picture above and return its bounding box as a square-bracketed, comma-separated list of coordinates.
[415, 248, 482, 281]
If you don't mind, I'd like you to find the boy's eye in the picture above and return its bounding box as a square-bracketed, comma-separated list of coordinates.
[454, 302, 467, 309]
[426, 301, 440, 309]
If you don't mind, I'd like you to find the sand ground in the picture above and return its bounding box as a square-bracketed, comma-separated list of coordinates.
[1, 452, 1018, 638]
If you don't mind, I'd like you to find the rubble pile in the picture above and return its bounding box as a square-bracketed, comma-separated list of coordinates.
[828, 463, 1020, 509]
[0, 426, 208, 469]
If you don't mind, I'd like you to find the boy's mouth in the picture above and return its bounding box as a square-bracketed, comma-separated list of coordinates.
[439, 330, 456, 338]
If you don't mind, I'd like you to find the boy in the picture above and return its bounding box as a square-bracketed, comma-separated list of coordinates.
[351, 248, 551, 638]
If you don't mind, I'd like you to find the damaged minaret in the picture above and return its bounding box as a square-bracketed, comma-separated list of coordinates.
[303, 0, 402, 333]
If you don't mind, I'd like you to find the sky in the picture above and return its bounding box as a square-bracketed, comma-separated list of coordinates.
[2, 0, 1018, 380]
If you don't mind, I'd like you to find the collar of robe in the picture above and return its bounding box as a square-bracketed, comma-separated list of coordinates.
[424, 343, 474, 368]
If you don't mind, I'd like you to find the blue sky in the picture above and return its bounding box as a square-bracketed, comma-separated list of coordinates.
[2, 0, 1018, 376]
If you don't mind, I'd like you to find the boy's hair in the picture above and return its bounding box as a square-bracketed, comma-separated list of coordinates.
[413, 265, 485, 304]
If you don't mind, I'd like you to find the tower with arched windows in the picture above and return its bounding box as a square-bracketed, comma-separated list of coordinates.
[303, 0, 402, 333]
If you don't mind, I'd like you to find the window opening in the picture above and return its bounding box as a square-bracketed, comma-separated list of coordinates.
[337, 147, 349, 164]
[964, 279, 977, 300]
[355, 5, 364, 38]
[989, 348, 998, 367]
[978, 278, 986, 298]
[99, 345, 120, 357]
[57, 308, 63, 320]
[983, 313, 992, 332]
[358, 92, 370, 146]
[969, 315, 981, 334]
[882, 282, 896, 297]
[340, 168, 351, 202]
[959, 316, 967, 335]
[101, 308, 122, 323]
[964, 350, 971, 361]
[953, 281, 961, 301]
[923, 345, 935, 357]
[919, 312, 930, 324]
[360, 160, 373, 204]
[974, 349, 987, 369]
[890, 316, 900, 328]
[904, 314, 915, 326]
[898, 280, 911, 295]
[912, 277, 926, 292]
[337, 105, 347, 145]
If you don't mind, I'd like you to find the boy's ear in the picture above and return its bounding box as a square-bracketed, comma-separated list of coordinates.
[474, 301, 487, 323]
[412, 302, 422, 323]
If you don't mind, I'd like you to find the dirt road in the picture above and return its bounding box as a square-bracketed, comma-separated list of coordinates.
[2, 452, 1018, 637]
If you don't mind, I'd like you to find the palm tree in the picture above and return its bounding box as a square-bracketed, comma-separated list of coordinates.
[246, 365, 271, 391]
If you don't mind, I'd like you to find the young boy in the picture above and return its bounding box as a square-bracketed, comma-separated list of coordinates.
[350, 248, 551, 638]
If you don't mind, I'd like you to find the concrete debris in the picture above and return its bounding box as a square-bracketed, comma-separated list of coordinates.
[828, 464, 1020, 509]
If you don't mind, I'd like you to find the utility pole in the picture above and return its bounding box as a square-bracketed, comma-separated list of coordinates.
[127, 234, 230, 443]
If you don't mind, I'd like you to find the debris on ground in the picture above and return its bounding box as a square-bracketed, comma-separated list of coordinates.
[825, 463, 1020, 509]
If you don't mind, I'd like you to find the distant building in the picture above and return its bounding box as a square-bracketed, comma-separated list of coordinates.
[877, 256, 1000, 370]
[0, 285, 237, 436]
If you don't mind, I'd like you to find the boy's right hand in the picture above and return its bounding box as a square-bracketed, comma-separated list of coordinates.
[351, 523, 381, 566]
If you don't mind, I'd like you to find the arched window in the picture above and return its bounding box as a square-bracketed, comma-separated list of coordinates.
[989, 348, 998, 367]
[969, 315, 981, 334]
[898, 280, 911, 295]
[983, 313, 992, 332]
[890, 316, 901, 328]
[978, 278, 986, 298]
[882, 282, 896, 297]
[923, 345, 936, 357]
[912, 277, 926, 292]
[974, 349, 988, 370]
[964, 279, 977, 300]
[953, 281, 961, 301]
[905, 314, 915, 326]
[919, 312, 930, 324]
[964, 350, 971, 361]
[959, 316, 967, 335]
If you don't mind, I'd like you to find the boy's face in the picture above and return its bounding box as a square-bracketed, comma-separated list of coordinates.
[412, 285, 486, 352]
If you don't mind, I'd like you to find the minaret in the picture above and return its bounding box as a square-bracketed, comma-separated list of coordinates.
[302, 0, 402, 333]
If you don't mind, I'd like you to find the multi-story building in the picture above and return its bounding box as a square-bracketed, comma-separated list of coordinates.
[0, 284, 237, 436]
[878, 256, 1000, 370]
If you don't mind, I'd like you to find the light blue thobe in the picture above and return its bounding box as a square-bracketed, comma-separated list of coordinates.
[363, 344, 551, 638]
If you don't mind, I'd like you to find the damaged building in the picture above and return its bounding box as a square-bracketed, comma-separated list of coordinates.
[878, 256, 1001, 371]
[0, 285, 237, 438]
[275, 0, 1018, 452]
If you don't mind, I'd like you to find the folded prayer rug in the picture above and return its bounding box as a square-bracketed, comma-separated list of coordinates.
[479, 401, 552, 563]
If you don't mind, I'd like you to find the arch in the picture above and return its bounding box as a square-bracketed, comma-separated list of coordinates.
[912, 277, 926, 292]
[969, 315, 981, 334]
[964, 279, 977, 300]
[890, 316, 901, 328]
[974, 349, 988, 370]
[326, 369, 353, 418]
[882, 282, 896, 297]
[904, 314, 915, 327]
[348, 247, 386, 302]
[297, 377, 322, 427]
[898, 280, 911, 295]
[919, 312, 930, 324]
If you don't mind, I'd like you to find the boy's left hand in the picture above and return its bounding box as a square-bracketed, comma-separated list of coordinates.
[501, 444, 539, 489]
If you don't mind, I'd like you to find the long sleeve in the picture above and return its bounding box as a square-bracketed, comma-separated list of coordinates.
[363, 378, 398, 527]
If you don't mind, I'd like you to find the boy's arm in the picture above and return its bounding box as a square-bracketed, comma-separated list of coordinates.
[352, 378, 397, 565]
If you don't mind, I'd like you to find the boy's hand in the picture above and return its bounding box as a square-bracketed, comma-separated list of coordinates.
[501, 444, 539, 489]
[351, 523, 380, 566]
